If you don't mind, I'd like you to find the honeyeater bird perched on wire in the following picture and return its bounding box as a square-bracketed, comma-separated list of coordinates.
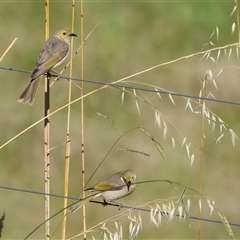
[68, 169, 137, 213]
[18, 28, 77, 106]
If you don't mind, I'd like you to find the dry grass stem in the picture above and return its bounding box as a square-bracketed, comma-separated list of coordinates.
[0, 38, 18, 63]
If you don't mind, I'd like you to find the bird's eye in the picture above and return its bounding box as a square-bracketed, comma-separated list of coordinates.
[63, 32, 67, 35]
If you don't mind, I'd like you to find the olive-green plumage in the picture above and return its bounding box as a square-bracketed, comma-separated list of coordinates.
[68, 169, 137, 213]
[18, 28, 77, 105]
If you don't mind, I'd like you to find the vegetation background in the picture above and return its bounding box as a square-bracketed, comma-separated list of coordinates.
[0, 0, 239, 239]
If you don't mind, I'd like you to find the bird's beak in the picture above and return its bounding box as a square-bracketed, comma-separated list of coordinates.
[126, 181, 131, 192]
[69, 33, 77, 37]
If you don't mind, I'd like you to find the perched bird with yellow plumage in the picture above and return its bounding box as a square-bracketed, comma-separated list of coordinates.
[18, 28, 77, 105]
[68, 169, 137, 213]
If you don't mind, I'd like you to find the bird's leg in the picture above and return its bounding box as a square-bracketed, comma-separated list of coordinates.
[45, 72, 52, 79]
[102, 199, 108, 207]
[102, 200, 123, 210]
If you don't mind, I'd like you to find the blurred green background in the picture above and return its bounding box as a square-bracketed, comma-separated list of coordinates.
[0, 1, 240, 239]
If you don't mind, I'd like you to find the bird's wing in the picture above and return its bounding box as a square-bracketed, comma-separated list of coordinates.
[94, 182, 112, 191]
[31, 37, 69, 79]
[86, 181, 124, 192]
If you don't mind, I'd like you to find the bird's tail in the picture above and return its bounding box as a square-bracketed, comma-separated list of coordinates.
[18, 77, 42, 106]
[68, 196, 94, 213]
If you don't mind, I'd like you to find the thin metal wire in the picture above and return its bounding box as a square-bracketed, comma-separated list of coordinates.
[1, 66, 240, 106]
[1, 184, 240, 228]
[1, 65, 240, 229]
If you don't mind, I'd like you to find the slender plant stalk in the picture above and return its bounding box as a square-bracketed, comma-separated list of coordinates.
[2, 35, 230, 152]
[44, 1, 50, 239]
[61, 1, 75, 239]
[0, 38, 18, 63]
[235, 0, 240, 42]
[80, 1, 87, 239]
[198, 125, 203, 239]
[198, 78, 208, 239]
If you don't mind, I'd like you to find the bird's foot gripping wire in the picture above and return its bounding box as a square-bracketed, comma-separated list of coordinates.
[45, 72, 52, 80]
[102, 199, 108, 207]
[102, 199, 123, 210]
[117, 203, 123, 210]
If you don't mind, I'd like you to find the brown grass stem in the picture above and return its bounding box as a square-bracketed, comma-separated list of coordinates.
[79, 1, 87, 239]
[61, 1, 76, 239]
[44, 1, 50, 239]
